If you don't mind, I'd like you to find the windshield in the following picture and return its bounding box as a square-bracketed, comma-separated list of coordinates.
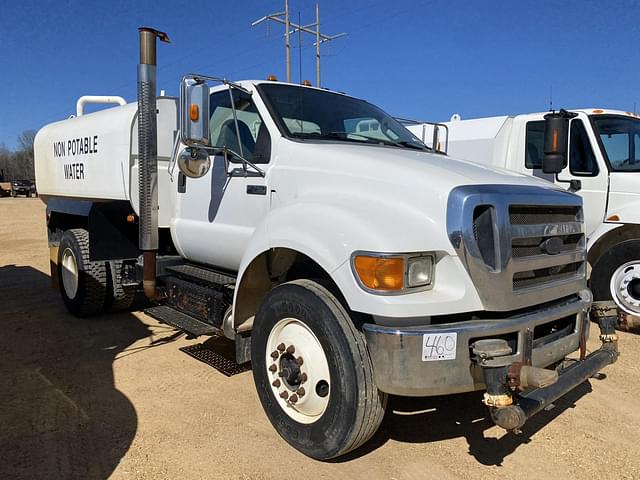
[257, 83, 429, 151]
[591, 115, 640, 172]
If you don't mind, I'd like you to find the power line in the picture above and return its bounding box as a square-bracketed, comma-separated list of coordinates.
[252, 1, 346, 86]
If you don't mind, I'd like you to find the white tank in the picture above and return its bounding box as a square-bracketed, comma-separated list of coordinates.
[34, 97, 178, 226]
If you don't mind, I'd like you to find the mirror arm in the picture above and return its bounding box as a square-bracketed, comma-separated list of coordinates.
[216, 147, 265, 177]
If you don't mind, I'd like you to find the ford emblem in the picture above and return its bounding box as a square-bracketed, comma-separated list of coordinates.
[540, 237, 564, 255]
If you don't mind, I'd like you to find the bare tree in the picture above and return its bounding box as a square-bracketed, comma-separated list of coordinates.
[0, 130, 37, 181]
[17, 130, 36, 154]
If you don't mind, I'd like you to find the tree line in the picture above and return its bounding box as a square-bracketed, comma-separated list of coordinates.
[0, 130, 36, 182]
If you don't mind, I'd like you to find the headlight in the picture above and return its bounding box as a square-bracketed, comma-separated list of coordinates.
[407, 256, 434, 287]
[351, 252, 435, 294]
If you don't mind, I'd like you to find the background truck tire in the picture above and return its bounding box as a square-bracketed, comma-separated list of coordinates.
[591, 239, 640, 315]
[251, 279, 387, 460]
[106, 260, 136, 312]
[57, 228, 108, 317]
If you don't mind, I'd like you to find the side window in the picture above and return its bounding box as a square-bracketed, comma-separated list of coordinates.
[569, 120, 598, 176]
[209, 89, 271, 164]
[600, 132, 629, 170]
[525, 121, 545, 169]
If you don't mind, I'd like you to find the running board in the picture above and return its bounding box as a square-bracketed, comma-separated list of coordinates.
[165, 264, 236, 286]
[145, 305, 221, 337]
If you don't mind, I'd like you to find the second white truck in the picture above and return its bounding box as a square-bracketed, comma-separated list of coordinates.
[408, 109, 640, 318]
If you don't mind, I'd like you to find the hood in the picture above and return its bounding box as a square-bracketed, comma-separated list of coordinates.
[276, 139, 561, 196]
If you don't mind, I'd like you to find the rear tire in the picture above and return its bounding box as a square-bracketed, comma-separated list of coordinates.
[58, 229, 108, 317]
[106, 260, 136, 312]
[251, 279, 386, 460]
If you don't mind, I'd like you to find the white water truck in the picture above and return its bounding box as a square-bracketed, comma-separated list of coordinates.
[34, 28, 618, 459]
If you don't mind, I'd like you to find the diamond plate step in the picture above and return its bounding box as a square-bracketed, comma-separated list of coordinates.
[180, 337, 251, 377]
[165, 264, 236, 286]
[144, 305, 220, 337]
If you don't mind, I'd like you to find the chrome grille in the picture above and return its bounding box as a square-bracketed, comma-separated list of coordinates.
[509, 205, 581, 225]
[512, 234, 582, 258]
[509, 204, 585, 293]
[447, 185, 587, 311]
[513, 261, 583, 290]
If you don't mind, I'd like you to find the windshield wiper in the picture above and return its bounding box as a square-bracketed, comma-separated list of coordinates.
[291, 131, 430, 151]
[391, 140, 430, 151]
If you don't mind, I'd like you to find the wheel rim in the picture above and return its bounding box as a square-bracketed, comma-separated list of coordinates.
[265, 317, 331, 424]
[610, 261, 640, 315]
[61, 247, 79, 299]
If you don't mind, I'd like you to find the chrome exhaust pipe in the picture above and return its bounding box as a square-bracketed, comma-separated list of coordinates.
[137, 27, 170, 299]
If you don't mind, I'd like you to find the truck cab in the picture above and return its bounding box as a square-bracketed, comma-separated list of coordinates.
[409, 109, 640, 317]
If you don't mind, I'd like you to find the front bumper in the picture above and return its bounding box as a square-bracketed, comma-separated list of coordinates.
[362, 290, 592, 396]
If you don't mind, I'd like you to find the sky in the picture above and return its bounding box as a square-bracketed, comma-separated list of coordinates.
[1, 0, 639, 149]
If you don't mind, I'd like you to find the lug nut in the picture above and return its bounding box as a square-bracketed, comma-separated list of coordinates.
[268, 364, 277, 372]
[286, 345, 295, 354]
[295, 357, 304, 366]
[270, 350, 279, 359]
[277, 343, 286, 352]
[300, 373, 308, 383]
[280, 391, 289, 400]
[289, 394, 298, 404]
[272, 379, 281, 388]
[296, 387, 305, 397]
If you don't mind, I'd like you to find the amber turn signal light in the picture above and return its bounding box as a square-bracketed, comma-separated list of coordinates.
[354, 255, 404, 291]
[189, 104, 199, 121]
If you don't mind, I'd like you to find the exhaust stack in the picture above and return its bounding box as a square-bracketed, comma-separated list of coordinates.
[137, 27, 170, 299]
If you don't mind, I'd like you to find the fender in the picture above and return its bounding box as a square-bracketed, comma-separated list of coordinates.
[605, 195, 640, 226]
[232, 199, 463, 328]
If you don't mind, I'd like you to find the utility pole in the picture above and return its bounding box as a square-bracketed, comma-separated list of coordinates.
[285, 0, 291, 82]
[252, 0, 292, 82]
[315, 4, 321, 86]
[252, 2, 346, 87]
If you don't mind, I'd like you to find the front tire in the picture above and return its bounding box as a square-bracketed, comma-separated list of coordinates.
[591, 239, 640, 315]
[251, 279, 386, 460]
[57, 229, 108, 317]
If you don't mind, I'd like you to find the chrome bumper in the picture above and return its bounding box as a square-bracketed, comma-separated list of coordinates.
[362, 290, 592, 396]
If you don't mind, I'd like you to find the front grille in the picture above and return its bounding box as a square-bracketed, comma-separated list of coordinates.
[509, 204, 585, 292]
[509, 205, 581, 225]
[513, 262, 582, 289]
[447, 185, 587, 311]
[512, 233, 583, 258]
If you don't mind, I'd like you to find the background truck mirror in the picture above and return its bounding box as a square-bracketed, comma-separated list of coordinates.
[180, 79, 210, 146]
[542, 109, 577, 174]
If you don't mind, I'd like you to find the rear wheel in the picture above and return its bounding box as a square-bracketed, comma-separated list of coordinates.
[58, 229, 108, 317]
[251, 279, 386, 460]
[591, 239, 640, 315]
[106, 260, 136, 312]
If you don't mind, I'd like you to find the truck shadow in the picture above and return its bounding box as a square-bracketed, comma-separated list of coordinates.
[0, 265, 151, 480]
[344, 377, 592, 465]
[351, 376, 591, 466]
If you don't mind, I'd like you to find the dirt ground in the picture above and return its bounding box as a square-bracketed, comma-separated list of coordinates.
[1, 197, 639, 480]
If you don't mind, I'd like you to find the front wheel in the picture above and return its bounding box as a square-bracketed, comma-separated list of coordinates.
[591, 239, 640, 315]
[251, 279, 386, 460]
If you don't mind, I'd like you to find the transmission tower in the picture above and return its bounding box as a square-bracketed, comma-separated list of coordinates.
[252, 1, 346, 86]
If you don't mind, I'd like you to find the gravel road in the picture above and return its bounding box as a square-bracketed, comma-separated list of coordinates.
[1, 197, 639, 480]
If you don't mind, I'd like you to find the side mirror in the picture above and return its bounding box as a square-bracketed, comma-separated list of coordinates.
[177, 147, 211, 178]
[543, 109, 576, 174]
[180, 78, 210, 146]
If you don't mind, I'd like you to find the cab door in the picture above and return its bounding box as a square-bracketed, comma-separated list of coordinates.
[172, 87, 272, 271]
[524, 115, 608, 236]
